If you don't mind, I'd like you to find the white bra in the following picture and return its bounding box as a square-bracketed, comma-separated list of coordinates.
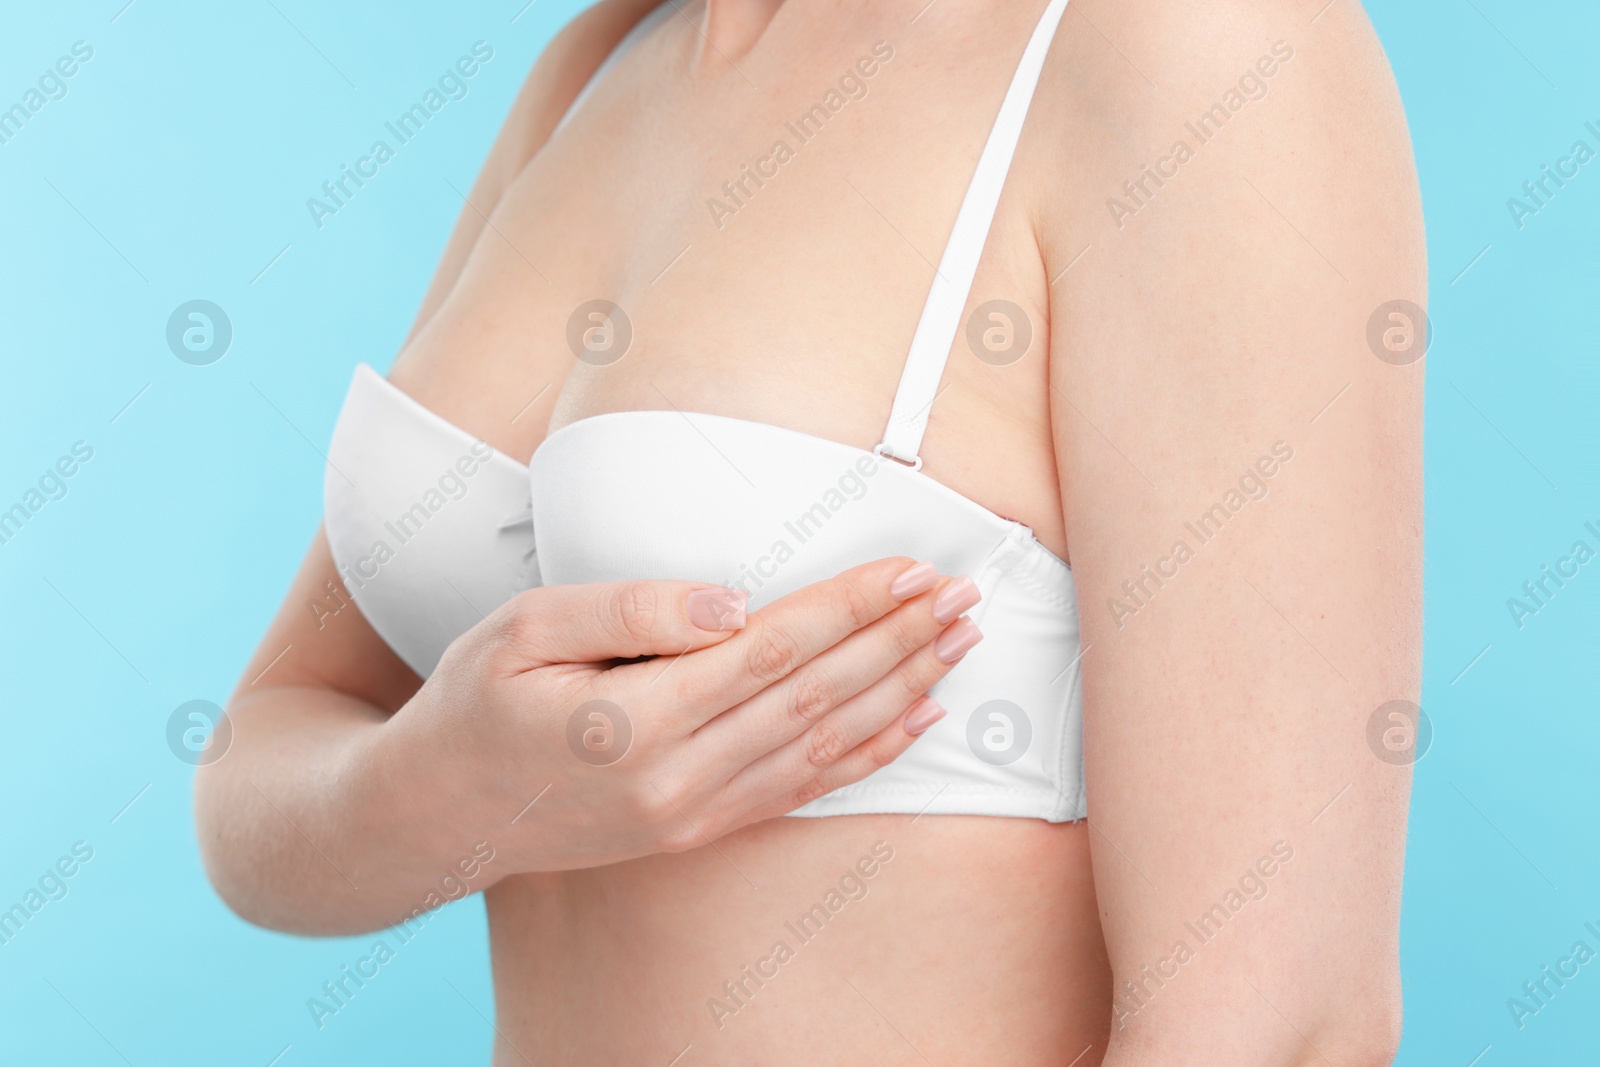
[324, 0, 1085, 822]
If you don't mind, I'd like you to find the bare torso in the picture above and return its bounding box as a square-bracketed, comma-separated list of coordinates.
[207, 0, 1422, 1058]
[388, 1, 1109, 1061]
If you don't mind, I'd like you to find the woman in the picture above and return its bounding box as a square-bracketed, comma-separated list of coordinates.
[197, 0, 1425, 1062]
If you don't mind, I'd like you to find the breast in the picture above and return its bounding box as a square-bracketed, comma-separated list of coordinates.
[324, 365, 1087, 820]
[530, 409, 1087, 821]
[324, 364, 540, 678]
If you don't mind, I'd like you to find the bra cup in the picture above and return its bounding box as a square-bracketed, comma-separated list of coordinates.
[787, 523, 1085, 821]
[324, 365, 537, 678]
[321, 368, 1089, 821]
[531, 412, 1087, 821]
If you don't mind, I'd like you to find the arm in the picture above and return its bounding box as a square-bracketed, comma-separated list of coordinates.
[199, 544, 974, 934]
[194, 0, 668, 934]
[196, 530, 442, 934]
[1044, 5, 1423, 1062]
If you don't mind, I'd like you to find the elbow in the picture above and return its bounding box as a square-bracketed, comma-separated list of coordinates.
[192, 767, 402, 938]
[1317, 983, 1403, 1067]
[192, 764, 296, 934]
[1357, 1004, 1404, 1067]
[194, 818, 330, 936]
[198, 849, 273, 931]
[192, 770, 264, 928]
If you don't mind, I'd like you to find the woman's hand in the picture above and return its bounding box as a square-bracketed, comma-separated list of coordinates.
[200, 548, 980, 933]
[377, 559, 972, 876]
[379, 556, 984, 879]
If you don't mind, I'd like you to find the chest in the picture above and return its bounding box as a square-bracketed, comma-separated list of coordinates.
[430, 14, 1054, 444]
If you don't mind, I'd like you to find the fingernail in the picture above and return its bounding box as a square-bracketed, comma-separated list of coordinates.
[934, 617, 983, 663]
[688, 587, 747, 631]
[903, 695, 947, 736]
[889, 560, 938, 599]
[932, 576, 981, 624]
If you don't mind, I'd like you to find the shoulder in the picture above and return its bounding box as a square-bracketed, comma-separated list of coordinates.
[482, 0, 666, 181]
[541, 0, 666, 101]
[385, 0, 661, 367]
[1029, 0, 1424, 302]
[470, 0, 672, 191]
[1033, 1, 1426, 567]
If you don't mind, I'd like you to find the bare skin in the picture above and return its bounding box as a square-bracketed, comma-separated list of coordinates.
[199, 0, 1424, 1064]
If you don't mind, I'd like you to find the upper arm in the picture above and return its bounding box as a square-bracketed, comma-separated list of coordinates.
[1043, 4, 1423, 1060]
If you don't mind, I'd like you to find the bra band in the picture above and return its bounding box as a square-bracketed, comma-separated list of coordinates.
[876, 0, 1070, 466]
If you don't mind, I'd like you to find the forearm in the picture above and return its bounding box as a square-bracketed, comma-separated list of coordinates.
[194, 686, 491, 936]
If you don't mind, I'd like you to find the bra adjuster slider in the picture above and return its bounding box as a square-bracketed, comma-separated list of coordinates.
[872, 442, 924, 472]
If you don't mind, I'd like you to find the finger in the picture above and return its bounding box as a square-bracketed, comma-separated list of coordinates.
[695, 576, 973, 763]
[667, 557, 951, 721]
[720, 615, 977, 804]
[736, 694, 950, 826]
[487, 580, 748, 669]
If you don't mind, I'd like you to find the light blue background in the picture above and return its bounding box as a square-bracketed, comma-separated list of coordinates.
[0, 1, 1594, 1063]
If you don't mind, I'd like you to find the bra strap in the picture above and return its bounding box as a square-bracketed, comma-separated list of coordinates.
[875, 0, 1070, 467]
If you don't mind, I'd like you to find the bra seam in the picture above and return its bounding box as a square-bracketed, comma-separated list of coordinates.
[995, 524, 1076, 608]
[971, 532, 1078, 818]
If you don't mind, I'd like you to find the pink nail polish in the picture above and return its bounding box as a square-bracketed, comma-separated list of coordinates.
[903, 695, 946, 736]
[688, 587, 747, 631]
[932, 576, 981, 624]
[934, 617, 983, 663]
[889, 561, 938, 599]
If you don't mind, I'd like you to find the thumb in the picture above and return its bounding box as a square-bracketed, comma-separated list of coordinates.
[492, 580, 747, 666]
